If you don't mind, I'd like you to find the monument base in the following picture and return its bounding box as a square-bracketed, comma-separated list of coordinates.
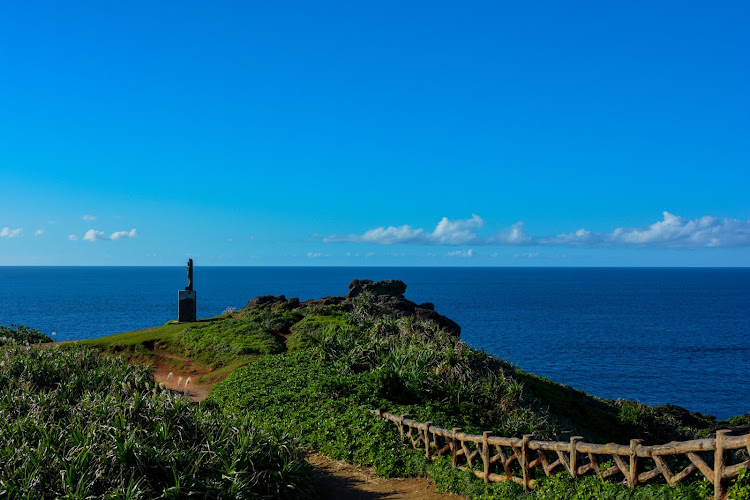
[178, 290, 197, 322]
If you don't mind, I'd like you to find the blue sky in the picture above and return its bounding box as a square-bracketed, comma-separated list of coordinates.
[1, 1, 748, 266]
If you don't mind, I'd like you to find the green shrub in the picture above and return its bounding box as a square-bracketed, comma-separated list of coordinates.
[0, 345, 312, 498]
[0, 324, 52, 345]
[286, 312, 348, 351]
[208, 350, 429, 478]
[204, 299, 729, 498]
[727, 467, 750, 500]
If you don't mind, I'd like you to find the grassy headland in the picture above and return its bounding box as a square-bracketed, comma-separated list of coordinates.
[5, 280, 749, 498]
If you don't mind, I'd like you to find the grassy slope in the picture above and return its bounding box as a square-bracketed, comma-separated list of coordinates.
[0, 344, 312, 498]
[77, 295, 749, 499]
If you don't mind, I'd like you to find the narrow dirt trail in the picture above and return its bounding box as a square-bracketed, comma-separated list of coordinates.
[308, 453, 463, 500]
[146, 350, 463, 499]
[150, 348, 212, 401]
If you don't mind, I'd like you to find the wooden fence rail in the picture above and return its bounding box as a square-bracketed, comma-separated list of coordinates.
[371, 408, 750, 500]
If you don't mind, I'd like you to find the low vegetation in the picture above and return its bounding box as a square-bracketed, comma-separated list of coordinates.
[208, 293, 747, 498]
[7, 284, 749, 499]
[0, 344, 312, 498]
[0, 324, 52, 345]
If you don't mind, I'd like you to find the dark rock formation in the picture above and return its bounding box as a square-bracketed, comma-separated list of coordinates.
[246, 295, 287, 308]
[243, 279, 461, 337]
[299, 296, 347, 308]
[345, 279, 407, 299]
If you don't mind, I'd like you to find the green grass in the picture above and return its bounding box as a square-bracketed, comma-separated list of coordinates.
[0, 343, 313, 498]
[46, 291, 748, 499]
[79, 320, 202, 351]
[178, 318, 283, 369]
[207, 350, 431, 478]
[206, 297, 729, 499]
[286, 312, 347, 351]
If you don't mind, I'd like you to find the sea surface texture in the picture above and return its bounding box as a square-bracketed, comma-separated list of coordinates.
[1, 267, 747, 420]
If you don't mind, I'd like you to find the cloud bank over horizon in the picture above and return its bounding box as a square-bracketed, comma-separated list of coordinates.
[321, 212, 750, 249]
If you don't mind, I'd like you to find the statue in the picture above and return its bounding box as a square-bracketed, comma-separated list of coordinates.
[185, 258, 193, 291]
[178, 258, 197, 322]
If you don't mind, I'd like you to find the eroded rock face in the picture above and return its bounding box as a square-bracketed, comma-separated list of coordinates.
[244, 279, 461, 337]
[345, 279, 407, 299]
[245, 295, 301, 310]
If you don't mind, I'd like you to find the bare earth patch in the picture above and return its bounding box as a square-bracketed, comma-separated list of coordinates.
[142, 345, 461, 499]
[308, 453, 464, 500]
[150, 349, 212, 402]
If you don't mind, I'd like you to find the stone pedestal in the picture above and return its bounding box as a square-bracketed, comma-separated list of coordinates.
[178, 290, 197, 322]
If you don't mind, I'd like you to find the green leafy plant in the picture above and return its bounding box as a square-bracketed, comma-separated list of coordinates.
[0, 323, 52, 345]
[0, 344, 312, 498]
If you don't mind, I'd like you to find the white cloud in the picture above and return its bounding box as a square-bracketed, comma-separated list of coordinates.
[79, 228, 138, 241]
[83, 229, 106, 241]
[445, 248, 474, 257]
[431, 214, 484, 244]
[346, 251, 375, 257]
[320, 212, 750, 249]
[68, 234, 78, 241]
[226, 238, 233, 243]
[306, 252, 330, 258]
[34, 229, 45, 236]
[543, 212, 750, 248]
[110, 229, 137, 240]
[0, 227, 23, 238]
[82, 215, 97, 221]
[541, 228, 594, 246]
[513, 252, 540, 259]
[323, 215, 484, 245]
[609, 212, 749, 248]
[487, 222, 533, 245]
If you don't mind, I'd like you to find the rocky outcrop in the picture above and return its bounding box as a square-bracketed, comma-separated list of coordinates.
[345, 279, 407, 299]
[243, 279, 461, 337]
[245, 295, 301, 310]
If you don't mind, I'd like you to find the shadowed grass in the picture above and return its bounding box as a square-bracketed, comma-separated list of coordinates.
[0, 343, 313, 498]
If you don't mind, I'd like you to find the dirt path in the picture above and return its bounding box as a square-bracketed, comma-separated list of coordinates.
[308, 453, 464, 500]
[149, 349, 212, 402]
[144, 347, 461, 499]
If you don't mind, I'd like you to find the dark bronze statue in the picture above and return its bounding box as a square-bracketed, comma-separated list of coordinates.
[185, 258, 193, 291]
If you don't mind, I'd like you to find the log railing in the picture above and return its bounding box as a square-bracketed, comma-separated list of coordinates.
[371, 409, 750, 500]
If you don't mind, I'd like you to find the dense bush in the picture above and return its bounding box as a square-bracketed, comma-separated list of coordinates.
[208, 299, 731, 498]
[0, 324, 52, 345]
[0, 345, 312, 498]
[208, 308, 552, 479]
[286, 312, 347, 352]
[207, 350, 430, 477]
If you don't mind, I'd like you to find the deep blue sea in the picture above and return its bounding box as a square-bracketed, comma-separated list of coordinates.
[1, 267, 748, 420]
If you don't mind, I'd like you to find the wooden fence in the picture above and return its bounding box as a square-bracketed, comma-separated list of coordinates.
[372, 409, 750, 500]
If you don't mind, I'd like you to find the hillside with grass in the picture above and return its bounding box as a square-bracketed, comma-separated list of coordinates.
[6, 280, 749, 499]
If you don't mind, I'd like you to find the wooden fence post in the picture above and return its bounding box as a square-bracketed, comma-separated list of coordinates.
[482, 431, 493, 483]
[628, 439, 643, 488]
[452, 428, 462, 468]
[715, 430, 729, 500]
[521, 434, 533, 490]
[398, 414, 408, 440]
[424, 422, 432, 459]
[570, 436, 583, 478]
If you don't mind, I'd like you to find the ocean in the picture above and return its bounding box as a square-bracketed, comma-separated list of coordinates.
[1, 266, 748, 420]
